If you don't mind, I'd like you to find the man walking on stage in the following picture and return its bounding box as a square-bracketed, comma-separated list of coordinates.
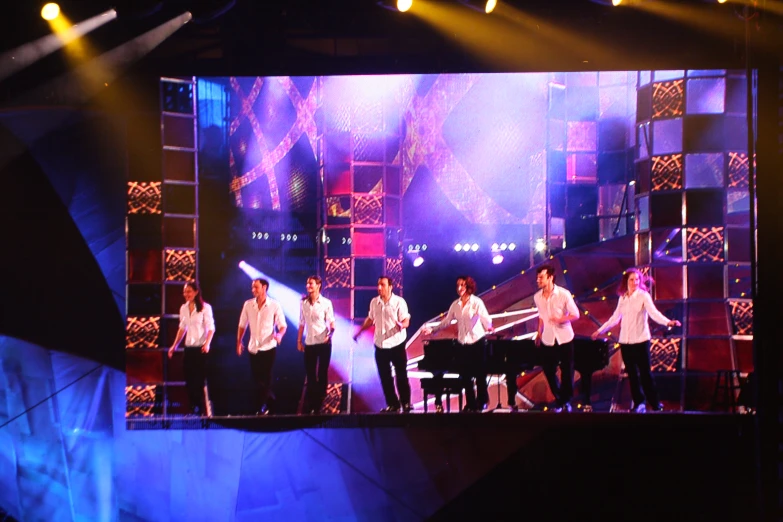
[297, 275, 335, 414]
[534, 264, 579, 412]
[237, 278, 287, 415]
[353, 276, 412, 413]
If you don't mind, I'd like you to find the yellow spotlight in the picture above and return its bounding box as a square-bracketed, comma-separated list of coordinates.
[397, 0, 412, 11]
[42, 3, 61, 20]
[717, 0, 727, 3]
[486, 0, 497, 13]
[612, 0, 623, 5]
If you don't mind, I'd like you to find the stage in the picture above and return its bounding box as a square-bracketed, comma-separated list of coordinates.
[126, 408, 753, 431]
[124, 410, 759, 520]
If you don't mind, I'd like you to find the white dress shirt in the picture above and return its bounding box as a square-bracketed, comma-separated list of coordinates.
[238, 298, 287, 353]
[300, 295, 335, 345]
[533, 285, 579, 346]
[179, 302, 215, 347]
[597, 289, 671, 344]
[368, 293, 410, 349]
[438, 294, 493, 345]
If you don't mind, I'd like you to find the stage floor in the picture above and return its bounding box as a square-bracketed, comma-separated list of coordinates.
[126, 408, 754, 431]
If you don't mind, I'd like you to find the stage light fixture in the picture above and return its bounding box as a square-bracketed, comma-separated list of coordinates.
[492, 253, 504, 265]
[379, 0, 412, 12]
[41, 3, 60, 20]
[460, 0, 497, 13]
[535, 238, 547, 252]
[463, 243, 471, 251]
[612, 0, 623, 5]
[508, 243, 516, 251]
[455, 244, 463, 252]
[471, 243, 479, 252]
[406, 250, 425, 267]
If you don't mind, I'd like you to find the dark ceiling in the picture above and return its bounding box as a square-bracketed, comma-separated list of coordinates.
[0, 0, 780, 107]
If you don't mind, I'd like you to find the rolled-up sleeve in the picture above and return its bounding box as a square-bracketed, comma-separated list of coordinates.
[565, 292, 579, 319]
[238, 302, 250, 329]
[326, 301, 335, 325]
[274, 303, 287, 330]
[478, 299, 493, 330]
[178, 304, 187, 330]
[203, 303, 216, 332]
[397, 298, 410, 322]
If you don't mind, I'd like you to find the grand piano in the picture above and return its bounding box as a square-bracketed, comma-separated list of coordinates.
[418, 336, 610, 410]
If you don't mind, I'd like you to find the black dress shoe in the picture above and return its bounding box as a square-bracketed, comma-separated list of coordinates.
[650, 402, 664, 412]
[256, 405, 269, 416]
[401, 403, 412, 413]
[380, 405, 400, 413]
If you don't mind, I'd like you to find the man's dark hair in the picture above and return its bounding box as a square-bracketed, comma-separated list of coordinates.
[378, 276, 394, 288]
[536, 265, 555, 278]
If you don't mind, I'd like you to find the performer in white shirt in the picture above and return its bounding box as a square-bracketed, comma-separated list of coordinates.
[424, 275, 494, 412]
[297, 275, 335, 414]
[591, 268, 681, 413]
[168, 281, 215, 416]
[353, 276, 412, 413]
[533, 265, 580, 412]
[237, 278, 287, 416]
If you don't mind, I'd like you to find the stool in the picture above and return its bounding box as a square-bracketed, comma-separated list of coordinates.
[421, 377, 464, 412]
[712, 370, 741, 413]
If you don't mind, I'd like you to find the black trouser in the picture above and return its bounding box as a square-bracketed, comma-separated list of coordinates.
[183, 346, 208, 413]
[304, 342, 332, 411]
[620, 341, 659, 407]
[579, 368, 594, 405]
[249, 348, 276, 411]
[539, 340, 574, 406]
[375, 342, 411, 408]
[460, 339, 489, 410]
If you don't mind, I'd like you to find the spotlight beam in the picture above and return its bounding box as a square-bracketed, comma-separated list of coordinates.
[237, 261, 354, 394]
[410, 0, 629, 69]
[494, 3, 631, 67]
[237, 261, 306, 325]
[629, 0, 745, 43]
[9, 12, 191, 107]
[0, 9, 117, 83]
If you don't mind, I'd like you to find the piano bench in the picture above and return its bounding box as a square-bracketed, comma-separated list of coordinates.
[421, 377, 464, 413]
